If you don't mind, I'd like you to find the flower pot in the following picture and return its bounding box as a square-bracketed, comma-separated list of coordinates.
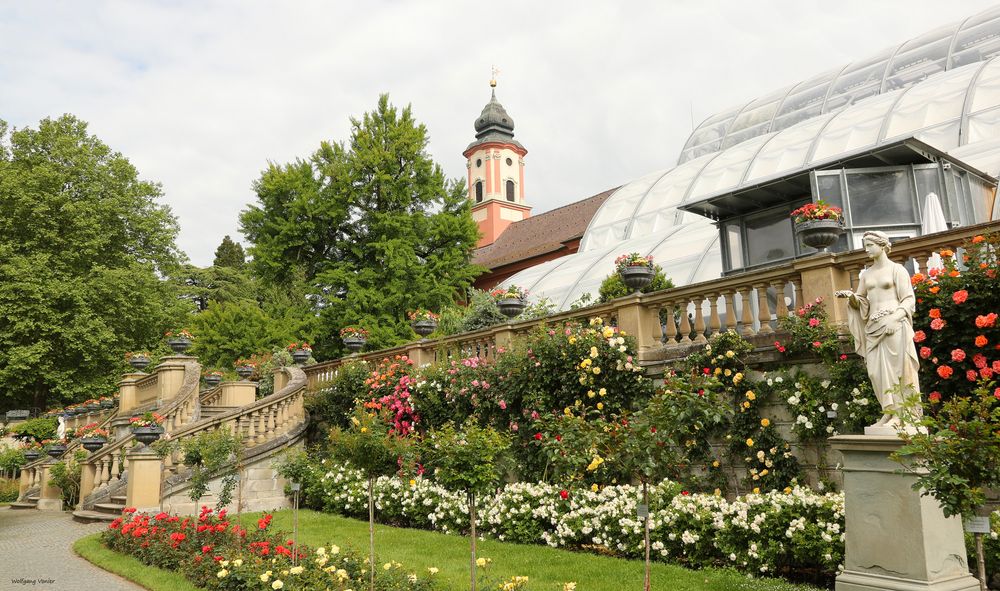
[291, 349, 312, 364]
[86, 403, 101, 412]
[205, 375, 223, 388]
[80, 437, 107, 452]
[620, 265, 654, 294]
[796, 219, 844, 252]
[46, 444, 67, 458]
[128, 355, 151, 372]
[132, 426, 164, 446]
[235, 365, 254, 380]
[412, 319, 438, 338]
[343, 336, 366, 353]
[100, 399, 114, 409]
[497, 298, 526, 319]
[24, 450, 40, 462]
[167, 337, 192, 354]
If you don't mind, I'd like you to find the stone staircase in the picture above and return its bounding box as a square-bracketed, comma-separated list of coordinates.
[199, 405, 238, 420]
[10, 492, 38, 510]
[73, 495, 126, 523]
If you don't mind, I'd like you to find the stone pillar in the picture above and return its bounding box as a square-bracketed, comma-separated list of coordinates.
[406, 342, 434, 367]
[36, 460, 63, 511]
[273, 368, 289, 393]
[793, 254, 852, 326]
[616, 294, 661, 357]
[831, 435, 979, 591]
[156, 356, 195, 404]
[18, 465, 33, 498]
[117, 373, 144, 414]
[125, 447, 163, 512]
[78, 461, 97, 509]
[218, 381, 257, 406]
[493, 326, 516, 352]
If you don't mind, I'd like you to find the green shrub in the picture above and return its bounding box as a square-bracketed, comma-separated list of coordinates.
[306, 360, 370, 431]
[49, 449, 87, 507]
[8, 417, 57, 442]
[0, 446, 27, 474]
[0, 477, 19, 502]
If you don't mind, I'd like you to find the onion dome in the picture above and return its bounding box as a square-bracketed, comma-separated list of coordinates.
[467, 81, 525, 152]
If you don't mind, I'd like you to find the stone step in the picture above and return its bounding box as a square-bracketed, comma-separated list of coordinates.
[9, 501, 37, 510]
[72, 510, 118, 523]
[200, 405, 238, 417]
[93, 502, 126, 515]
[110, 495, 126, 503]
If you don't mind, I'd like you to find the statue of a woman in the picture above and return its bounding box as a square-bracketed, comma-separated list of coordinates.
[836, 231, 922, 428]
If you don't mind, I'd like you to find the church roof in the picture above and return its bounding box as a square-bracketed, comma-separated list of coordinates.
[472, 189, 615, 269]
[466, 87, 525, 152]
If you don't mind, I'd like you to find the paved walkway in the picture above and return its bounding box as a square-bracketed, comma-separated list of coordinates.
[0, 507, 143, 591]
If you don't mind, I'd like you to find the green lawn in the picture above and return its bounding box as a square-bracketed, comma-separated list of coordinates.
[76, 508, 824, 591]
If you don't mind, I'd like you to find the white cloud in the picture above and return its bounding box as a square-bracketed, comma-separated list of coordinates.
[2, 0, 996, 265]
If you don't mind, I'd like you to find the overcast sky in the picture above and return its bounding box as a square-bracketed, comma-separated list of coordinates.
[3, 1, 998, 266]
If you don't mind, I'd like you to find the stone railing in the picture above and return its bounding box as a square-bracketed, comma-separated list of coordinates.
[303, 221, 1000, 383]
[62, 405, 117, 434]
[75, 359, 203, 508]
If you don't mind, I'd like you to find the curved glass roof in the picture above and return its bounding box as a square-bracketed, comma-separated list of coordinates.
[677, 5, 1000, 165]
[510, 52, 1000, 311]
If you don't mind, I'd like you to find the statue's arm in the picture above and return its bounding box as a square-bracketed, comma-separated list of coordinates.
[893, 264, 916, 319]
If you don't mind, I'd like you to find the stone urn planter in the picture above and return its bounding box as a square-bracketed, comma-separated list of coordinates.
[86, 403, 101, 412]
[343, 336, 367, 353]
[620, 265, 655, 294]
[796, 219, 844, 252]
[291, 349, 312, 364]
[167, 337, 192, 354]
[235, 365, 255, 380]
[497, 298, 526, 319]
[100, 399, 114, 409]
[46, 443, 67, 458]
[412, 319, 438, 338]
[132, 426, 164, 447]
[205, 374, 223, 388]
[25, 450, 40, 462]
[128, 355, 151, 372]
[80, 437, 107, 452]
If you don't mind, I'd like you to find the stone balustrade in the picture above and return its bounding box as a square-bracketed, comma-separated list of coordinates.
[304, 221, 1000, 382]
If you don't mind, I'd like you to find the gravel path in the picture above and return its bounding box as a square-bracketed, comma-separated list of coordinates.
[0, 507, 143, 591]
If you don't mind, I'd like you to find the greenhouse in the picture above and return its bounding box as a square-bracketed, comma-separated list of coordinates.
[509, 6, 1000, 310]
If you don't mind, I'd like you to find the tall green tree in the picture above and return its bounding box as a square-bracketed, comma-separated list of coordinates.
[0, 115, 185, 411]
[212, 235, 246, 269]
[241, 94, 481, 355]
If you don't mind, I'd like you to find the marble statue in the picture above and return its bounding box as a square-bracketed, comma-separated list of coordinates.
[835, 230, 922, 429]
[56, 415, 66, 440]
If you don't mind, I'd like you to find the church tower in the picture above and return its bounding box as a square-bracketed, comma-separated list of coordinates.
[464, 78, 530, 248]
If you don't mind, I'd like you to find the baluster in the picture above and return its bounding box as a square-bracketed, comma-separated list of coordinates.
[693, 295, 708, 343]
[246, 411, 257, 444]
[678, 299, 693, 344]
[266, 406, 276, 438]
[790, 278, 803, 313]
[108, 454, 121, 486]
[663, 301, 678, 345]
[771, 279, 789, 321]
[708, 293, 722, 339]
[99, 459, 110, 488]
[723, 290, 737, 332]
[254, 411, 267, 444]
[755, 283, 774, 335]
[738, 287, 755, 337]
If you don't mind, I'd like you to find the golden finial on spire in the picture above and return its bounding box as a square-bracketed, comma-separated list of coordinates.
[490, 65, 500, 88]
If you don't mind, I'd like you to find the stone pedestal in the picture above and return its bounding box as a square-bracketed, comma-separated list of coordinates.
[218, 381, 256, 406]
[36, 460, 63, 511]
[831, 435, 979, 591]
[125, 447, 163, 512]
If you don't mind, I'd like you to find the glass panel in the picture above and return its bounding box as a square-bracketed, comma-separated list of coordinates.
[815, 173, 845, 210]
[912, 120, 961, 150]
[810, 92, 900, 163]
[686, 134, 770, 201]
[679, 105, 745, 156]
[585, 169, 669, 232]
[724, 223, 743, 270]
[968, 59, 1000, 113]
[966, 106, 1000, 144]
[882, 65, 976, 140]
[631, 154, 715, 217]
[949, 7, 1000, 69]
[745, 209, 795, 266]
[884, 24, 955, 91]
[824, 48, 894, 113]
[914, 166, 945, 222]
[745, 114, 832, 182]
[771, 69, 839, 133]
[720, 87, 790, 149]
[846, 170, 917, 226]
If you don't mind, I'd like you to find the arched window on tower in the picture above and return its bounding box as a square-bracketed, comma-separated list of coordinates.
[475, 181, 483, 203]
[506, 180, 515, 202]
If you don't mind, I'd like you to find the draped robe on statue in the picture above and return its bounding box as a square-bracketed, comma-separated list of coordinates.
[845, 263, 922, 416]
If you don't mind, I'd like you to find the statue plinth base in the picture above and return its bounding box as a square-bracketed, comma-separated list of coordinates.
[831, 435, 979, 591]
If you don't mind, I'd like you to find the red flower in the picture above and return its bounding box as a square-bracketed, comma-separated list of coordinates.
[681, 490, 690, 496]
[930, 318, 946, 331]
[994, 387, 1000, 400]
[154, 512, 168, 521]
[202, 545, 212, 554]
[929, 308, 941, 319]
[975, 335, 988, 347]
[974, 354, 988, 369]
[951, 349, 966, 362]
[928, 392, 941, 403]
[812, 341, 822, 348]
[554, 435, 562, 442]
[966, 370, 978, 382]
[913, 331, 927, 343]
[839, 354, 847, 360]
[952, 290, 968, 304]
[920, 347, 932, 359]
[981, 368, 995, 380]
[992, 360, 1000, 372]
[937, 365, 954, 379]
[703, 367, 710, 375]
[559, 490, 569, 500]
[534, 433, 543, 441]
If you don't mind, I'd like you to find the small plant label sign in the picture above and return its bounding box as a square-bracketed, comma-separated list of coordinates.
[636, 504, 649, 519]
[963, 516, 990, 533]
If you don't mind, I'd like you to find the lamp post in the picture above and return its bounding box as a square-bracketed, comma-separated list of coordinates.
[290, 481, 301, 566]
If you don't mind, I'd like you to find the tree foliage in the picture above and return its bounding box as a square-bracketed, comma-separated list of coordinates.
[212, 235, 246, 269]
[241, 95, 481, 356]
[0, 115, 185, 410]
